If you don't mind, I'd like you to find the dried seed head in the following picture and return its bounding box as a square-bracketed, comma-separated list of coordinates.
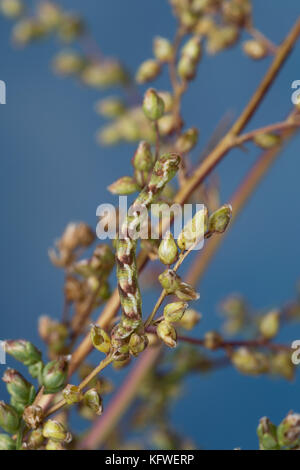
[259, 310, 280, 340]
[143, 88, 165, 121]
[207, 204, 232, 235]
[277, 413, 300, 448]
[129, 333, 149, 357]
[23, 405, 43, 430]
[163, 302, 188, 323]
[243, 39, 268, 60]
[108, 176, 140, 195]
[83, 388, 103, 415]
[253, 133, 281, 149]
[0, 0, 24, 18]
[158, 232, 178, 265]
[175, 127, 199, 154]
[42, 356, 69, 394]
[0, 433, 16, 450]
[2, 368, 34, 405]
[3, 340, 42, 366]
[177, 207, 208, 250]
[136, 59, 161, 84]
[43, 419, 72, 443]
[0, 401, 20, 434]
[257, 417, 278, 450]
[157, 321, 177, 348]
[62, 384, 83, 405]
[153, 36, 174, 62]
[90, 325, 111, 355]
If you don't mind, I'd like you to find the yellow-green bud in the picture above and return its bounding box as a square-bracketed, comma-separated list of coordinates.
[158, 232, 178, 265]
[90, 325, 111, 354]
[132, 141, 154, 171]
[253, 133, 281, 149]
[2, 368, 35, 405]
[157, 321, 177, 348]
[153, 36, 174, 62]
[222, 0, 251, 27]
[175, 127, 199, 154]
[81, 61, 127, 89]
[42, 356, 69, 394]
[45, 439, 65, 450]
[259, 310, 280, 339]
[143, 88, 165, 121]
[182, 36, 202, 62]
[43, 419, 72, 443]
[53, 50, 85, 76]
[0, 0, 24, 18]
[23, 405, 43, 430]
[0, 433, 16, 450]
[157, 114, 177, 136]
[157, 91, 174, 113]
[36, 1, 62, 30]
[207, 26, 239, 54]
[83, 388, 103, 415]
[177, 208, 208, 250]
[25, 427, 44, 450]
[12, 19, 45, 46]
[58, 15, 84, 43]
[204, 331, 223, 350]
[129, 333, 148, 357]
[4, 340, 42, 366]
[207, 204, 232, 235]
[257, 417, 279, 450]
[136, 59, 161, 84]
[62, 384, 83, 405]
[178, 309, 202, 330]
[177, 55, 197, 81]
[113, 356, 131, 370]
[158, 269, 200, 301]
[108, 176, 139, 195]
[270, 351, 294, 381]
[243, 39, 268, 60]
[0, 401, 20, 434]
[277, 413, 300, 448]
[231, 348, 269, 376]
[95, 97, 125, 118]
[180, 9, 198, 29]
[164, 302, 188, 323]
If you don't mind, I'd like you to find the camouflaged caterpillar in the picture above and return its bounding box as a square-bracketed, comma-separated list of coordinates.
[112, 153, 181, 357]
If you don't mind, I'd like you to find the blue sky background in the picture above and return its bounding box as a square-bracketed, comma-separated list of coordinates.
[0, 0, 300, 450]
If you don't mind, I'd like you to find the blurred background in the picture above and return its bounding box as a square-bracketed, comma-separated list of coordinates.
[0, 0, 300, 449]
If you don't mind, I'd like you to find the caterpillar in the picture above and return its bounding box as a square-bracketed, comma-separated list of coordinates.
[112, 153, 181, 357]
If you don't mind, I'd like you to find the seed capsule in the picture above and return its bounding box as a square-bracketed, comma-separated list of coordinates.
[83, 389, 103, 415]
[158, 269, 200, 301]
[3, 340, 42, 366]
[43, 419, 72, 443]
[136, 59, 161, 84]
[153, 36, 174, 62]
[26, 427, 44, 450]
[243, 40, 268, 60]
[108, 176, 140, 195]
[0, 401, 20, 434]
[158, 232, 178, 265]
[62, 384, 83, 405]
[2, 368, 35, 405]
[207, 204, 232, 235]
[257, 417, 279, 450]
[270, 351, 294, 381]
[42, 356, 69, 394]
[45, 439, 65, 450]
[90, 325, 111, 354]
[157, 321, 177, 348]
[163, 302, 188, 323]
[129, 333, 148, 357]
[143, 88, 165, 121]
[253, 133, 281, 149]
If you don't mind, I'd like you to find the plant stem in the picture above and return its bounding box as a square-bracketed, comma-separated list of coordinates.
[233, 119, 300, 147]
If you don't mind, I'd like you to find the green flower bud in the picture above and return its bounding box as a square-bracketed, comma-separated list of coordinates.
[43, 419, 72, 444]
[178, 309, 202, 330]
[57, 15, 84, 43]
[0, 401, 20, 434]
[95, 97, 125, 118]
[243, 40, 268, 60]
[270, 351, 294, 381]
[277, 413, 300, 448]
[204, 331, 223, 350]
[153, 36, 174, 62]
[257, 417, 279, 450]
[182, 36, 202, 62]
[90, 325, 111, 354]
[83, 389, 103, 415]
[97, 124, 121, 145]
[129, 333, 148, 357]
[231, 348, 269, 376]
[108, 176, 140, 195]
[4, 340, 42, 366]
[2, 369, 35, 405]
[45, 439, 65, 450]
[207, 204, 232, 235]
[52, 50, 85, 76]
[158, 232, 178, 265]
[164, 302, 188, 323]
[157, 321, 177, 348]
[62, 384, 83, 405]
[175, 127, 199, 154]
[10, 397, 25, 415]
[42, 356, 69, 394]
[177, 208, 208, 250]
[28, 361, 44, 383]
[143, 88, 165, 121]
[177, 55, 197, 81]
[136, 59, 161, 84]
[23, 405, 43, 430]
[259, 310, 280, 340]
[25, 427, 44, 450]
[159, 269, 200, 301]
[132, 141, 154, 171]
[0, 0, 24, 18]
[253, 133, 281, 149]
[0, 433, 16, 450]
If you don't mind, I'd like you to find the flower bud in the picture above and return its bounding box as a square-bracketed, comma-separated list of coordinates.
[253, 133, 281, 149]
[57, 15, 84, 43]
[129, 333, 148, 357]
[158, 269, 200, 301]
[4, 340, 42, 366]
[153, 37, 174, 62]
[175, 127, 199, 154]
[177, 55, 197, 81]
[207, 204, 232, 235]
[222, 0, 251, 27]
[0, 433, 16, 450]
[270, 351, 294, 381]
[95, 97, 125, 118]
[182, 36, 202, 62]
[231, 348, 269, 376]
[178, 309, 202, 330]
[45, 439, 65, 450]
[177, 208, 208, 251]
[53, 50, 85, 76]
[143, 88, 165, 121]
[83, 389, 103, 415]
[257, 417, 279, 450]
[26, 427, 44, 450]
[132, 141, 154, 171]
[157, 114, 177, 136]
[204, 331, 223, 350]
[157, 91, 174, 113]
[277, 413, 300, 448]
[23, 405, 43, 430]
[163, 301, 188, 323]
[259, 310, 280, 340]
[62, 384, 83, 405]
[28, 361, 44, 382]
[243, 39, 268, 60]
[136, 59, 161, 84]
[42, 356, 69, 394]
[0, 401, 20, 434]
[12, 19, 45, 46]
[90, 325, 111, 354]
[0, 0, 24, 18]
[158, 232, 178, 265]
[113, 356, 131, 370]
[157, 321, 177, 348]
[42, 419, 72, 443]
[108, 176, 139, 195]
[36, 1, 62, 30]
[2, 369, 35, 405]
[207, 26, 239, 54]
